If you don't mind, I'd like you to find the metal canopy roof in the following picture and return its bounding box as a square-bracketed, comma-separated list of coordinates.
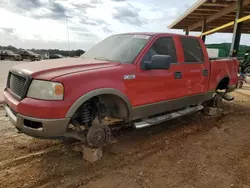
[168, 0, 250, 34]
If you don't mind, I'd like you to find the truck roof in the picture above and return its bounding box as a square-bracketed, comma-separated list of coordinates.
[119, 32, 199, 39]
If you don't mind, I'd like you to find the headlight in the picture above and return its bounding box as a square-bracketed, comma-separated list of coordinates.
[27, 80, 64, 100]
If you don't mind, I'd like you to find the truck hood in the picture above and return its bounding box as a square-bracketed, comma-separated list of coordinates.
[11, 58, 120, 80]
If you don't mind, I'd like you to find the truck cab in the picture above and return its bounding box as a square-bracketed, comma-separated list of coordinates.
[3, 33, 238, 147]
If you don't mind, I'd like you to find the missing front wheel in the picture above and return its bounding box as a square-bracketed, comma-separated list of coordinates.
[86, 124, 111, 148]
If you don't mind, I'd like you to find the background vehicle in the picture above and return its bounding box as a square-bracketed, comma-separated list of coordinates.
[0, 50, 22, 61]
[239, 49, 250, 76]
[49, 54, 64, 59]
[18, 50, 41, 61]
[3, 33, 238, 148]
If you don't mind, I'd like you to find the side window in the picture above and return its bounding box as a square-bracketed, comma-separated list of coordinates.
[141, 37, 177, 68]
[180, 37, 204, 63]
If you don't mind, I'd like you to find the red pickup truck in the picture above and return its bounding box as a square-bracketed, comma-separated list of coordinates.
[3, 32, 238, 147]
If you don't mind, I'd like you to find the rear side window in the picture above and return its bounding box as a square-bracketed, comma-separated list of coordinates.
[180, 37, 204, 63]
[142, 37, 177, 64]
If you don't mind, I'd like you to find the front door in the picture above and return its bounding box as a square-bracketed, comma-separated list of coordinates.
[133, 36, 186, 109]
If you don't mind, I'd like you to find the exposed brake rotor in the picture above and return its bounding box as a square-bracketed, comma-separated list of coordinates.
[86, 124, 111, 148]
[212, 94, 223, 108]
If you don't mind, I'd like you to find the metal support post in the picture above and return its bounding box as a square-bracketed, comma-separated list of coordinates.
[201, 18, 207, 42]
[230, 0, 244, 57]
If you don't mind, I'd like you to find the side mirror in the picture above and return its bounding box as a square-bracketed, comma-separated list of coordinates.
[145, 55, 171, 70]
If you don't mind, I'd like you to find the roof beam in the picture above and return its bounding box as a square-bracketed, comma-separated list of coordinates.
[168, 0, 207, 29]
[201, 21, 235, 36]
[188, 0, 250, 31]
[190, 13, 215, 16]
[184, 16, 207, 19]
[213, 17, 235, 21]
[200, 14, 250, 36]
[202, 3, 229, 7]
[196, 8, 220, 11]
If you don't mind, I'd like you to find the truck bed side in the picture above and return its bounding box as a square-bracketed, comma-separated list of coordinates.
[209, 58, 239, 91]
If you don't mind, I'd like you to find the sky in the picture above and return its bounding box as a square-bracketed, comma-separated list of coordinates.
[0, 0, 249, 50]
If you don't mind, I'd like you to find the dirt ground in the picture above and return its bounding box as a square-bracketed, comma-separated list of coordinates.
[0, 89, 250, 188]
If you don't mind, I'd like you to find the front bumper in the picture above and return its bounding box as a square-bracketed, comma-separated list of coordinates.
[4, 104, 70, 138]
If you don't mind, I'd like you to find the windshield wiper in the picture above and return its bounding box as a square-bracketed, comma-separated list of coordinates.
[94, 57, 110, 61]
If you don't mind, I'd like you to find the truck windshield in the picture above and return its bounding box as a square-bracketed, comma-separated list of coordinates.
[81, 34, 151, 64]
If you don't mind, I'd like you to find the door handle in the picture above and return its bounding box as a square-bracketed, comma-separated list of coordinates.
[202, 69, 209, 76]
[174, 71, 182, 79]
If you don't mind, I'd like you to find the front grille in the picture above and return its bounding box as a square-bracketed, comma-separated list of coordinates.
[9, 74, 26, 96]
[7, 71, 31, 100]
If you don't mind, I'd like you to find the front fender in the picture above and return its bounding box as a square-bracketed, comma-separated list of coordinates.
[65, 88, 133, 120]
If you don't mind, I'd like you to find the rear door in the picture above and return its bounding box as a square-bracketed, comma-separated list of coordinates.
[179, 37, 209, 95]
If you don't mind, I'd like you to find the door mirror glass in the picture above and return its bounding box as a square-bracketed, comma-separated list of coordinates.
[145, 55, 171, 70]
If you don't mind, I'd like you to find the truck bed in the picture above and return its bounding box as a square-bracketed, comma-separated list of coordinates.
[209, 57, 235, 61]
[209, 58, 239, 91]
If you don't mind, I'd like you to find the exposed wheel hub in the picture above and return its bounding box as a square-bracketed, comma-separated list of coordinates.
[86, 125, 111, 148]
[212, 94, 223, 108]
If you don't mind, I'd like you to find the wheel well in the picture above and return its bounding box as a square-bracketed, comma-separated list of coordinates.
[72, 94, 130, 124]
[97, 94, 130, 120]
[217, 77, 230, 90]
